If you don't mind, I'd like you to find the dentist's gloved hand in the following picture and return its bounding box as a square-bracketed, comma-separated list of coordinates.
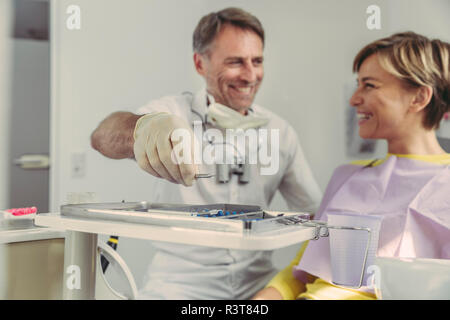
[133, 112, 197, 186]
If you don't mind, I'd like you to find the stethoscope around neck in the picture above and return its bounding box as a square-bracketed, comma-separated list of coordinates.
[187, 92, 261, 184]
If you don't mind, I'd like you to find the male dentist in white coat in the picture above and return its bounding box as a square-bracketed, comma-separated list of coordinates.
[91, 7, 322, 299]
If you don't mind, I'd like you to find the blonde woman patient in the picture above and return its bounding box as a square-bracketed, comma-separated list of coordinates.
[253, 32, 450, 300]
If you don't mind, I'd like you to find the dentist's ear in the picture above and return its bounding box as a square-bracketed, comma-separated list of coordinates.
[410, 85, 433, 113]
[194, 52, 207, 76]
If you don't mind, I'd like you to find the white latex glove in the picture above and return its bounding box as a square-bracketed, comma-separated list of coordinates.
[133, 112, 197, 186]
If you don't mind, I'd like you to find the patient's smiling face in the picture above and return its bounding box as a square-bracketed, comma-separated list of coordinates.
[349, 54, 418, 141]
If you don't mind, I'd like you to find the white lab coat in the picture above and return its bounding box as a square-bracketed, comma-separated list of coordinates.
[135, 88, 322, 299]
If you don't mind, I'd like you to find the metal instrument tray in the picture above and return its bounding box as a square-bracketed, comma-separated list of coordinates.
[60, 202, 312, 234]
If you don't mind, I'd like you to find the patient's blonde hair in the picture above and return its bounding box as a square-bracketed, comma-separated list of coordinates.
[353, 32, 450, 129]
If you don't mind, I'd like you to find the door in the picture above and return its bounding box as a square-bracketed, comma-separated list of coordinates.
[9, 0, 50, 212]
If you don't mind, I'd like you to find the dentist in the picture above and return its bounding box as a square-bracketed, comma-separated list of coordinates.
[91, 7, 322, 300]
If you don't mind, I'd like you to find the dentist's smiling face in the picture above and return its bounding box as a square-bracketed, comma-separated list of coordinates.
[350, 53, 417, 140]
[194, 24, 264, 115]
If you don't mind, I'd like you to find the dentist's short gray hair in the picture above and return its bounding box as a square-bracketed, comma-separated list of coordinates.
[193, 7, 265, 55]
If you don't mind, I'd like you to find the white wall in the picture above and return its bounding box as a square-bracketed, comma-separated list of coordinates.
[50, 0, 450, 210]
[50, 0, 393, 209]
[387, 0, 450, 41]
[50, 0, 207, 209]
[50, 0, 450, 293]
[0, 0, 12, 208]
[50, 0, 210, 289]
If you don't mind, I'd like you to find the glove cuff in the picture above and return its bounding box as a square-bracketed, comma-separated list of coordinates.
[133, 112, 169, 140]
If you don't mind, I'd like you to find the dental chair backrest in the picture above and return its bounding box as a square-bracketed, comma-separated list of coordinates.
[374, 257, 450, 300]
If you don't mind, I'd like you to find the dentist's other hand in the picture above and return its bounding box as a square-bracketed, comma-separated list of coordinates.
[133, 113, 197, 186]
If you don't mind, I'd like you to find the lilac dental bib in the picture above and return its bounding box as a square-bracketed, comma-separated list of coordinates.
[295, 155, 450, 287]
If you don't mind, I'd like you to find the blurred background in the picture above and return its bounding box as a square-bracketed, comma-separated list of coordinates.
[0, 0, 449, 293]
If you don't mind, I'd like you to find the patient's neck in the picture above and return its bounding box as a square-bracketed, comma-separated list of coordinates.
[387, 129, 446, 155]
